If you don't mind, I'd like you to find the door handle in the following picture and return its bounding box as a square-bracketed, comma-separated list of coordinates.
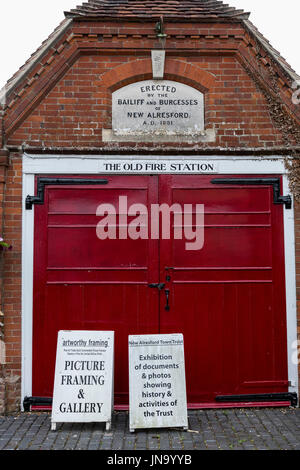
[148, 283, 170, 310]
[148, 283, 165, 291]
[165, 289, 170, 311]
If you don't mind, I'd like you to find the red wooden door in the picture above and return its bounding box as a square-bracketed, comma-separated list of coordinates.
[32, 175, 159, 405]
[32, 174, 288, 406]
[159, 175, 288, 404]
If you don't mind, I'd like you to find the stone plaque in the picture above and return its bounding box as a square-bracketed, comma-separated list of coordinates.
[151, 50, 165, 79]
[51, 330, 114, 431]
[129, 334, 188, 432]
[112, 80, 204, 136]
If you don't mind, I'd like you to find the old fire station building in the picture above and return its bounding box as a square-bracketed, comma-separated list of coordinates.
[0, 0, 300, 414]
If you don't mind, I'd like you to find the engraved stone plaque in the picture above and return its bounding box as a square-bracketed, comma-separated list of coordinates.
[112, 80, 204, 136]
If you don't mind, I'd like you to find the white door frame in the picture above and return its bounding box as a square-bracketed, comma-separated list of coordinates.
[21, 153, 299, 406]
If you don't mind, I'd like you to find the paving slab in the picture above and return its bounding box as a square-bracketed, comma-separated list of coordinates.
[0, 408, 299, 451]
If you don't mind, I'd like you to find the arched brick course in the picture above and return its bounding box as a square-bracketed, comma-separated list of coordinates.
[101, 58, 216, 93]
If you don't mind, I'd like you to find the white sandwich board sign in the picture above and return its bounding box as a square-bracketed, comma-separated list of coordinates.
[51, 330, 114, 431]
[128, 333, 188, 432]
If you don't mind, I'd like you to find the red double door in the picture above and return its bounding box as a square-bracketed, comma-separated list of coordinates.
[32, 174, 288, 406]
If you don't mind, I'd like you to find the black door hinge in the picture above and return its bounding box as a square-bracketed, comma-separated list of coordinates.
[26, 177, 108, 210]
[211, 177, 292, 209]
[23, 396, 52, 411]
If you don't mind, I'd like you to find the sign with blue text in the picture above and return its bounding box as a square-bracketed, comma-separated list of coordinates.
[51, 330, 114, 431]
[128, 333, 188, 432]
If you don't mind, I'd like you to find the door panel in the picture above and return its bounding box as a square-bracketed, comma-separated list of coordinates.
[32, 175, 159, 404]
[159, 175, 288, 404]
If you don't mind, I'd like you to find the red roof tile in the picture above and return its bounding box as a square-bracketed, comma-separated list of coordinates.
[65, 0, 250, 21]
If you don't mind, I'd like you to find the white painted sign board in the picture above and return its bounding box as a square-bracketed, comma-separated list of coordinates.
[51, 330, 114, 431]
[129, 334, 188, 432]
[98, 159, 219, 174]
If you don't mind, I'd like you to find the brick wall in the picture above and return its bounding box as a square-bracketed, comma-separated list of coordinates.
[1, 154, 22, 413]
[7, 54, 286, 151]
[5, 21, 297, 149]
[1, 19, 299, 413]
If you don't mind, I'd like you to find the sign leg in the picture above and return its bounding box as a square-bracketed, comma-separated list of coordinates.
[51, 422, 56, 432]
[106, 421, 111, 431]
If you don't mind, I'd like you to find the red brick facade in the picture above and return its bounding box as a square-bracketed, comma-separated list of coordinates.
[0, 11, 299, 413]
[5, 22, 299, 150]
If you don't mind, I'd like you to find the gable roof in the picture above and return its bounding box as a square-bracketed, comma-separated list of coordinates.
[64, 1, 298, 81]
[65, 0, 250, 21]
[244, 19, 299, 82]
[0, 0, 299, 115]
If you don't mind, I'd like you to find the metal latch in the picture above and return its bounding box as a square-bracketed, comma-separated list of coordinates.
[148, 283, 165, 290]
